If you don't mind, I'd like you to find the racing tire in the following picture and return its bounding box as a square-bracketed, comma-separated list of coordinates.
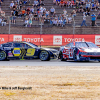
[40, 51, 50, 61]
[60, 53, 67, 61]
[73, 51, 77, 61]
[0, 51, 7, 61]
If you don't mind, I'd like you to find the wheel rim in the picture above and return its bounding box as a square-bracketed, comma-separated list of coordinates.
[40, 51, 49, 61]
[0, 51, 6, 60]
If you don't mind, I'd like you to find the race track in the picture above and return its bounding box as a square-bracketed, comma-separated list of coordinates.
[0, 59, 100, 66]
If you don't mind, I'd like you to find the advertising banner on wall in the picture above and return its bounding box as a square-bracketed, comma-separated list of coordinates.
[0, 34, 100, 46]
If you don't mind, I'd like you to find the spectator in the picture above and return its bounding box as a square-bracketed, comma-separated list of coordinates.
[78, 5, 83, 13]
[96, 1, 99, 10]
[60, 0, 64, 8]
[34, 11, 38, 20]
[81, 0, 85, 5]
[64, 0, 67, 7]
[29, 18, 32, 27]
[56, 0, 60, 5]
[86, 2, 91, 9]
[58, 18, 63, 26]
[68, 15, 72, 23]
[53, 0, 56, 5]
[23, 0, 27, 4]
[53, 18, 58, 26]
[2, 17, 7, 26]
[41, 0, 44, 6]
[50, 6, 55, 15]
[0, 0, 2, 7]
[91, 13, 97, 26]
[26, 7, 30, 15]
[97, 11, 100, 19]
[24, 17, 29, 27]
[10, 1, 14, 9]
[0, 17, 2, 25]
[63, 9, 67, 16]
[19, 1, 22, 10]
[12, 14, 16, 24]
[86, 8, 90, 16]
[34, 0, 39, 7]
[45, 9, 49, 17]
[10, 15, 13, 24]
[30, 7, 34, 14]
[1, 11, 5, 18]
[71, 10, 76, 18]
[91, 2, 96, 11]
[50, 16, 54, 25]
[81, 13, 87, 26]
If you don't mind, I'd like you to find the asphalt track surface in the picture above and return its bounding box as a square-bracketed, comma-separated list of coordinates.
[0, 59, 100, 66]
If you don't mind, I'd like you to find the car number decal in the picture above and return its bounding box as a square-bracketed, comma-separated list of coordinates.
[26, 48, 35, 56]
[69, 48, 73, 58]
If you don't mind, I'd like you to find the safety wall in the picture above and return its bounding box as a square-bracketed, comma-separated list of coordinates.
[0, 34, 100, 46]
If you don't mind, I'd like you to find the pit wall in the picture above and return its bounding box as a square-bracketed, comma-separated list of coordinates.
[0, 34, 100, 46]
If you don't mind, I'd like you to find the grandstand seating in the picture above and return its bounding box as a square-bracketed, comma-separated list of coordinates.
[1, 0, 99, 26]
[0, 0, 100, 34]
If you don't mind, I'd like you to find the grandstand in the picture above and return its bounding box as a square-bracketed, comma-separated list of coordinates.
[0, 0, 100, 34]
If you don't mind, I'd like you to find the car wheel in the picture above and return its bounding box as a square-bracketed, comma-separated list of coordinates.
[73, 51, 77, 61]
[40, 51, 50, 61]
[60, 53, 67, 61]
[0, 51, 6, 61]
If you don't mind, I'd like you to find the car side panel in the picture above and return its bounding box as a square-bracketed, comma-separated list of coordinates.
[7, 47, 40, 59]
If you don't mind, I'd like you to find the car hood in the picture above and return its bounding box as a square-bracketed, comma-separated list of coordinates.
[79, 47, 100, 52]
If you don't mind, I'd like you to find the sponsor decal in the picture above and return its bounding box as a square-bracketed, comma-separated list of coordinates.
[8, 51, 13, 57]
[53, 36, 62, 45]
[13, 48, 21, 56]
[95, 36, 100, 45]
[13, 35, 22, 41]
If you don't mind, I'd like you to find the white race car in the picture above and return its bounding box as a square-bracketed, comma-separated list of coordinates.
[59, 41, 100, 62]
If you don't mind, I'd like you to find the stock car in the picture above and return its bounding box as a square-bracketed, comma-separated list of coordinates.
[59, 41, 100, 62]
[0, 41, 59, 61]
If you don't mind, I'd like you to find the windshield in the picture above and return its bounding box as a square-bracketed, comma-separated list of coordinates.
[75, 42, 88, 48]
[87, 42, 99, 48]
[25, 42, 38, 48]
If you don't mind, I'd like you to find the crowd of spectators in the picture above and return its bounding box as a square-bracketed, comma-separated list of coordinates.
[0, 0, 100, 27]
[0, 0, 7, 26]
[53, 0, 100, 26]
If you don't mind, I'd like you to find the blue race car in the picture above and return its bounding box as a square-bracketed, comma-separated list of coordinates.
[0, 41, 59, 61]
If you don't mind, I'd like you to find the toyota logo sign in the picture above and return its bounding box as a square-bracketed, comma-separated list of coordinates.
[53, 36, 62, 45]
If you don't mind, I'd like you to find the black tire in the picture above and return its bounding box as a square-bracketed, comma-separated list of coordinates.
[73, 51, 77, 61]
[40, 51, 50, 61]
[0, 51, 6, 61]
[60, 53, 67, 61]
